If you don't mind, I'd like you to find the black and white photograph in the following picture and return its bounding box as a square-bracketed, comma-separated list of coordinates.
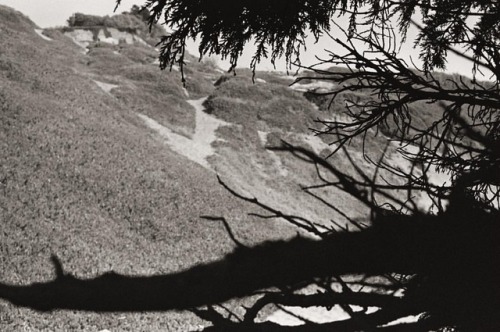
[0, 0, 498, 331]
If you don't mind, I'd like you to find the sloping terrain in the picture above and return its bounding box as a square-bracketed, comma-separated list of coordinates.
[0, 5, 435, 330]
[0, 6, 297, 331]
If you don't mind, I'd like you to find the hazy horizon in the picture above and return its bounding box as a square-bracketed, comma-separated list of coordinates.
[0, 0, 480, 76]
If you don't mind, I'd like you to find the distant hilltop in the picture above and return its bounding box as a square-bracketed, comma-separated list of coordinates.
[60, 6, 166, 48]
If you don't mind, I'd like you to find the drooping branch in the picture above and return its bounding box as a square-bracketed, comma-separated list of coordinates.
[0, 191, 497, 328]
[101, 2, 500, 331]
[296, 24, 500, 205]
[0, 225, 427, 312]
[199, 307, 441, 332]
[114, 0, 500, 79]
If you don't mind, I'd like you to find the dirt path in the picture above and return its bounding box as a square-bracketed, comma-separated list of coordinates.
[137, 97, 228, 169]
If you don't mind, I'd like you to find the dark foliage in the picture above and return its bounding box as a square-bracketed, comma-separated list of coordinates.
[118, 0, 499, 78]
[111, 1, 500, 329]
[0, 170, 498, 330]
[67, 8, 165, 39]
[0, 1, 498, 331]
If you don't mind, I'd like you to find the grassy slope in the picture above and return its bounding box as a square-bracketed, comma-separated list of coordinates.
[0, 6, 295, 331]
[0, 4, 448, 330]
[205, 74, 379, 229]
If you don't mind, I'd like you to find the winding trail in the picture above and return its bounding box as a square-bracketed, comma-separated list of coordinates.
[138, 97, 429, 327]
[137, 97, 228, 169]
[34, 29, 52, 41]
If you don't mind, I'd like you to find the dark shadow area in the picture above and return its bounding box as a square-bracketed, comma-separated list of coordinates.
[1, 1, 498, 330]
[0, 145, 499, 331]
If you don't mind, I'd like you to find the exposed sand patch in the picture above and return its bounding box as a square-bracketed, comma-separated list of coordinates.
[97, 28, 149, 46]
[257, 131, 268, 146]
[34, 29, 52, 41]
[382, 313, 424, 327]
[138, 97, 229, 169]
[64, 28, 149, 52]
[64, 29, 93, 50]
[264, 284, 380, 326]
[92, 80, 119, 94]
[277, 74, 297, 81]
[291, 81, 336, 93]
[182, 87, 190, 97]
[266, 305, 382, 326]
[267, 305, 418, 327]
[266, 305, 351, 326]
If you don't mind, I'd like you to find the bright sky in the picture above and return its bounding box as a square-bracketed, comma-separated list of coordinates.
[0, 0, 139, 27]
[0, 0, 479, 76]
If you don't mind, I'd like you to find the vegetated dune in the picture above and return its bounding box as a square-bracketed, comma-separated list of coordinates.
[0, 6, 295, 331]
[0, 4, 452, 330]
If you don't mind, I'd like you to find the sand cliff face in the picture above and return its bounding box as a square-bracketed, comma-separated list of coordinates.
[63, 27, 150, 50]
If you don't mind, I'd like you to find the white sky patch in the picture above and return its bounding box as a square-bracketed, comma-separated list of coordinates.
[2, 0, 483, 78]
[138, 97, 229, 169]
[34, 28, 52, 41]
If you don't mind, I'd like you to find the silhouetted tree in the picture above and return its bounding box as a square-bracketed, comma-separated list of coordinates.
[0, 1, 498, 331]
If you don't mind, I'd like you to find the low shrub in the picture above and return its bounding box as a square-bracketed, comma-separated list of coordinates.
[119, 44, 158, 64]
[208, 75, 321, 133]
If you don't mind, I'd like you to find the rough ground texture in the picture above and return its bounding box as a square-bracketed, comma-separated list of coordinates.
[0, 5, 441, 331]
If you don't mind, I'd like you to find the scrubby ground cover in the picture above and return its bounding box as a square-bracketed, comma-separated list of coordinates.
[0, 4, 465, 330]
[0, 5, 295, 331]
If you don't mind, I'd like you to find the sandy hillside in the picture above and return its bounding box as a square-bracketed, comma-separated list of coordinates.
[0, 4, 450, 331]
